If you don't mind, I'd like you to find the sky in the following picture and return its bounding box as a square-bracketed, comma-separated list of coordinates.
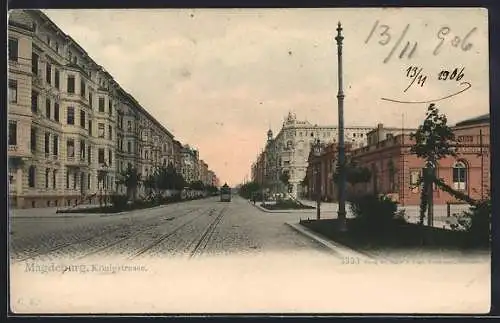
[42, 8, 489, 186]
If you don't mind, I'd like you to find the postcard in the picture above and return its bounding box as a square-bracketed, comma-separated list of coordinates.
[8, 7, 490, 314]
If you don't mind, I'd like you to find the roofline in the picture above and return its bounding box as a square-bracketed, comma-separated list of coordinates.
[27, 10, 176, 141]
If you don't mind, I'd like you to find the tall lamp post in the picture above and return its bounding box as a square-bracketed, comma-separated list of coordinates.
[335, 22, 347, 231]
[312, 138, 322, 220]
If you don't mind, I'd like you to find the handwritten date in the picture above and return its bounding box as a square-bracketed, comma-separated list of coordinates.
[405, 66, 466, 91]
[365, 20, 477, 62]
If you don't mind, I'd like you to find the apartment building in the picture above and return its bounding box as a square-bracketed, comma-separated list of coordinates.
[7, 10, 213, 208]
[180, 145, 199, 185]
[251, 111, 373, 198]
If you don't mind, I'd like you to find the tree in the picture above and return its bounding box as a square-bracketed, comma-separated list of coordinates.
[116, 166, 142, 201]
[190, 180, 205, 191]
[279, 171, 290, 193]
[333, 159, 372, 197]
[238, 181, 261, 199]
[410, 103, 457, 226]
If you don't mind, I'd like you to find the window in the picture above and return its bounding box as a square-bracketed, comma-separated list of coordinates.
[55, 42, 59, 53]
[452, 161, 467, 190]
[80, 79, 86, 97]
[88, 120, 92, 136]
[67, 107, 75, 125]
[31, 91, 38, 113]
[73, 173, 77, 189]
[98, 123, 105, 138]
[88, 145, 91, 164]
[44, 132, 50, 154]
[88, 173, 91, 189]
[145, 151, 149, 160]
[409, 169, 421, 191]
[53, 170, 57, 189]
[8, 121, 17, 145]
[127, 141, 131, 153]
[99, 97, 105, 112]
[80, 110, 86, 128]
[45, 169, 50, 188]
[108, 125, 112, 140]
[46, 35, 51, 46]
[30, 126, 38, 153]
[9, 80, 17, 103]
[67, 75, 75, 93]
[108, 100, 112, 116]
[45, 98, 51, 118]
[32, 53, 39, 75]
[55, 69, 60, 89]
[54, 103, 60, 122]
[46, 63, 52, 84]
[28, 166, 35, 188]
[67, 139, 75, 158]
[89, 92, 93, 109]
[127, 120, 132, 131]
[66, 172, 70, 189]
[98, 148, 105, 164]
[8, 38, 18, 61]
[80, 140, 86, 160]
[108, 149, 113, 165]
[53, 135, 58, 156]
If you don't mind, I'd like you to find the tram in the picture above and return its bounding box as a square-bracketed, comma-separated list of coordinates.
[220, 183, 232, 202]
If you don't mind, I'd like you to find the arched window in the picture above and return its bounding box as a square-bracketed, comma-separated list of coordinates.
[452, 161, 467, 190]
[28, 166, 36, 188]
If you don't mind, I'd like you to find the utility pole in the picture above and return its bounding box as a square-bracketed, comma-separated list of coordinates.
[335, 22, 347, 232]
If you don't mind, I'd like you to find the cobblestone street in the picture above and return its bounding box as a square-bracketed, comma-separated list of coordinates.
[9, 197, 331, 263]
[10, 197, 490, 313]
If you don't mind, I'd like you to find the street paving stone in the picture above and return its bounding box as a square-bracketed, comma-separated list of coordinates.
[9, 197, 332, 262]
[9, 196, 490, 313]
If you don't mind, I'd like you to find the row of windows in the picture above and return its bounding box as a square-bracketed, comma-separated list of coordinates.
[22, 166, 114, 190]
[285, 131, 366, 139]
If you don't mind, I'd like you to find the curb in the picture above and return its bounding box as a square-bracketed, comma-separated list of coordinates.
[285, 222, 375, 261]
[11, 197, 215, 219]
[248, 200, 318, 214]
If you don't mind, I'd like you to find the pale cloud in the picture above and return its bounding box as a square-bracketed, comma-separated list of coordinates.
[43, 8, 489, 186]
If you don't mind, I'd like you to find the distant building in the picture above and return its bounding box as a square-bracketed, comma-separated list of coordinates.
[251, 111, 373, 198]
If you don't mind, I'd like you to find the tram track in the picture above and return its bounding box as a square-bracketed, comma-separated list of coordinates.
[13, 207, 201, 262]
[188, 206, 227, 259]
[127, 208, 218, 260]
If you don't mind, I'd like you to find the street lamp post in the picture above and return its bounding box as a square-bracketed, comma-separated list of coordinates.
[335, 22, 347, 232]
[312, 139, 322, 220]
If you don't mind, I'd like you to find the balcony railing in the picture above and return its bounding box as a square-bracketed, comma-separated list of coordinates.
[8, 145, 18, 152]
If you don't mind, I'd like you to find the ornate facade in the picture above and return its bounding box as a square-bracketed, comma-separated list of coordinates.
[252, 112, 373, 198]
[7, 10, 219, 208]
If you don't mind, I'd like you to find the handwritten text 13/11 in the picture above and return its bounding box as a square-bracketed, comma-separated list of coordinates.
[365, 20, 477, 63]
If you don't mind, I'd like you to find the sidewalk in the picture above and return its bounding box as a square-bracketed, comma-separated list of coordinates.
[298, 199, 468, 230]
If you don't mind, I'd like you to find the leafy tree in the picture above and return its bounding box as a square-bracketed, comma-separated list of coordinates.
[410, 103, 457, 225]
[333, 159, 372, 197]
[189, 180, 205, 191]
[116, 166, 142, 201]
[239, 181, 261, 199]
[279, 171, 290, 193]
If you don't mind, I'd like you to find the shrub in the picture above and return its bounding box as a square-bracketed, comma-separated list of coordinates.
[110, 194, 129, 211]
[455, 199, 491, 247]
[349, 194, 400, 229]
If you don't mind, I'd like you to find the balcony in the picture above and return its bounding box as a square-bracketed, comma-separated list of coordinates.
[66, 155, 88, 168]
